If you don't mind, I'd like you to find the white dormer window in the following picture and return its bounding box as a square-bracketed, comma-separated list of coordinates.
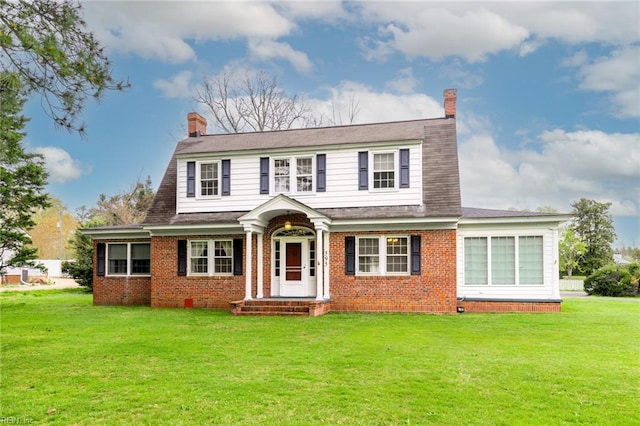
[372, 152, 396, 190]
[199, 161, 219, 197]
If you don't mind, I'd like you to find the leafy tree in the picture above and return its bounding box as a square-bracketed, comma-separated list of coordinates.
[89, 177, 155, 226]
[29, 197, 78, 259]
[0, 0, 128, 134]
[62, 218, 104, 289]
[65, 179, 155, 289]
[559, 227, 587, 278]
[0, 72, 50, 275]
[570, 198, 616, 276]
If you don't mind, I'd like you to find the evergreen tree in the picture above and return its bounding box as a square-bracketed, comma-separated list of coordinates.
[0, 73, 50, 275]
[570, 198, 616, 276]
[0, 0, 128, 134]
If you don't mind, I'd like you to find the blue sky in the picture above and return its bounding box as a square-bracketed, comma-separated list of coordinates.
[22, 1, 639, 246]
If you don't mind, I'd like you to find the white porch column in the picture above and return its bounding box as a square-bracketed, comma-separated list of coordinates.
[315, 228, 324, 300]
[323, 231, 330, 300]
[256, 232, 264, 299]
[244, 230, 252, 300]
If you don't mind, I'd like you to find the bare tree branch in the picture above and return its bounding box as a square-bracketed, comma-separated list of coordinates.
[195, 70, 317, 133]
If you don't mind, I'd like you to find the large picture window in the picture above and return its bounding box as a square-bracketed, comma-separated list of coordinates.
[107, 243, 150, 276]
[189, 239, 234, 276]
[357, 236, 409, 275]
[463, 236, 543, 285]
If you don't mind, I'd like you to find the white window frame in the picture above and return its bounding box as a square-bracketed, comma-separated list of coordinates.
[356, 235, 409, 276]
[370, 150, 398, 191]
[271, 156, 315, 195]
[188, 239, 234, 276]
[463, 235, 544, 286]
[106, 242, 151, 277]
[197, 161, 220, 199]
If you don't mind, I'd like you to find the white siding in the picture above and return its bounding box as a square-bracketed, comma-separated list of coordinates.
[456, 225, 561, 301]
[177, 144, 423, 214]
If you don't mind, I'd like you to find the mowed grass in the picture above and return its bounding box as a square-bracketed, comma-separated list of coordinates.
[1, 290, 638, 425]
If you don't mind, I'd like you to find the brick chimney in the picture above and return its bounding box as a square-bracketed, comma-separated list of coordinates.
[187, 112, 207, 137]
[443, 88, 457, 118]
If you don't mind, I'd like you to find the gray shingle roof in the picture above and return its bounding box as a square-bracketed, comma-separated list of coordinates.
[461, 207, 562, 218]
[143, 117, 461, 226]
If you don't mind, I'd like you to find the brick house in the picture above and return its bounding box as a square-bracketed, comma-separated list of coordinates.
[84, 89, 568, 315]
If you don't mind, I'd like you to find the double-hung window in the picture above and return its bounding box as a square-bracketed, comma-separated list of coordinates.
[273, 156, 314, 194]
[358, 238, 380, 273]
[200, 162, 219, 197]
[463, 235, 543, 285]
[108, 244, 128, 275]
[107, 243, 150, 276]
[296, 157, 313, 192]
[274, 159, 290, 193]
[357, 236, 409, 275]
[373, 152, 395, 189]
[189, 239, 234, 275]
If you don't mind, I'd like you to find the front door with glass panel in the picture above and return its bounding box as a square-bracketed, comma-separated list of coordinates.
[281, 241, 305, 297]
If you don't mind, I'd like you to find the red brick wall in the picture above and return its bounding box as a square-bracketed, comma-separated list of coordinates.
[150, 235, 247, 309]
[92, 239, 151, 306]
[93, 276, 151, 306]
[328, 229, 458, 313]
[458, 300, 561, 313]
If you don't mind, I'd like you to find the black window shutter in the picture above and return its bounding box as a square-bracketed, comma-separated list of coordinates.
[316, 154, 326, 192]
[259, 157, 269, 194]
[222, 159, 231, 196]
[345, 236, 356, 275]
[358, 152, 368, 190]
[233, 238, 243, 276]
[400, 149, 410, 188]
[96, 243, 106, 276]
[178, 240, 187, 276]
[187, 161, 196, 197]
[411, 235, 421, 275]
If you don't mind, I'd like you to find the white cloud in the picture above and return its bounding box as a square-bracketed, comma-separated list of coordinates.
[561, 50, 589, 68]
[358, 4, 530, 62]
[459, 129, 640, 216]
[356, 2, 639, 62]
[279, 1, 348, 21]
[308, 81, 443, 125]
[438, 61, 484, 89]
[248, 39, 313, 73]
[32, 147, 92, 184]
[154, 71, 193, 99]
[385, 68, 418, 94]
[575, 46, 640, 118]
[83, 2, 295, 63]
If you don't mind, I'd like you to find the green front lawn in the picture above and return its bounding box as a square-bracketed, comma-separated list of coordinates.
[1, 290, 638, 425]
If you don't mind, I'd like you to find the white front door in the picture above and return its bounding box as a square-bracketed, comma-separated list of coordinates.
[280, 239, 315, 297]
[281, 241, 305, 297]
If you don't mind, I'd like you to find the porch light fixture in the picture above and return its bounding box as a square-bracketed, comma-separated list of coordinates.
[284, 220, 292, 230]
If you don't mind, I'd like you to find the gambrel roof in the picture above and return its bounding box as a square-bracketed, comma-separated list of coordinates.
[144, 116, 461, 226]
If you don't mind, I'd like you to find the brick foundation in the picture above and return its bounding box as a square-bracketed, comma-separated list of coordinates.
[93, 276, 151, 306]
[457, 299, 561, 313]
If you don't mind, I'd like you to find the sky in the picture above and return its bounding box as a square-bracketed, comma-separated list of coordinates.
[22, 1, 639, 247]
